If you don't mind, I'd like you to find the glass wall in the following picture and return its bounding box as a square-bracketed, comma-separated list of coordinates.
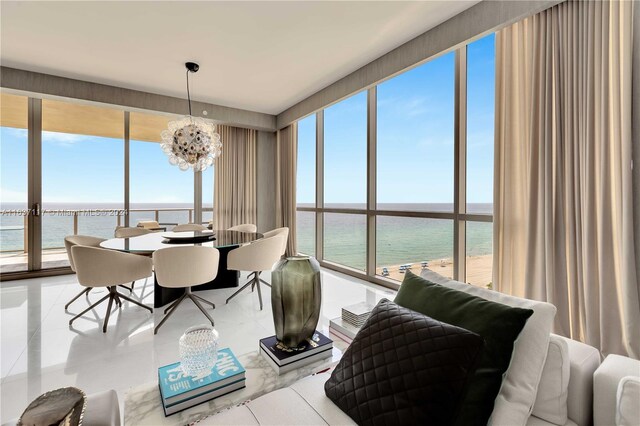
[41, 99, 124, 268]
[202, 167, 214, 224]
[0, 94, 29, 273]
[324, 92, 367, 209]
[467, 34, 495, 215]
[376, 217, 453, 280]
[377, 53, 455, 212]
[130, 112, 194, 228]
[295, 35, 495, 288]
[466, 221, 493, 287]
[323, 213, 366, 271]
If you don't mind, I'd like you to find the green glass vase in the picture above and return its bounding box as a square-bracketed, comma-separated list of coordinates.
[271, 256, 322, 349]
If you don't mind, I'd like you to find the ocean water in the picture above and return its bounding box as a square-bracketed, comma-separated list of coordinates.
[0, 202, 492, 271]
[297, 203, 493, 271]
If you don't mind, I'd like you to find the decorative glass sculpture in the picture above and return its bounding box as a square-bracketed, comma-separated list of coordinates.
[271, 256, 322, 349]
[179, 325, 219, 378]
[160, 116, 221, 172]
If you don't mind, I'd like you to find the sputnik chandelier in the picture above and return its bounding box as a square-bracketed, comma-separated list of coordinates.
[160, 62, 222, 172]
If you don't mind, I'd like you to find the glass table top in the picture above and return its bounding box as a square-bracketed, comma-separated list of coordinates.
[100, 230, 263, 253]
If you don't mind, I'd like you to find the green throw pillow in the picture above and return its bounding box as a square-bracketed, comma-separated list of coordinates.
[394, 271, 533, 426]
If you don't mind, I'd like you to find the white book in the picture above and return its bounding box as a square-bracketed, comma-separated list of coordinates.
[260, 347, 332, 375]
[329, 317, 361, 339]
[161, 379, 246, 416]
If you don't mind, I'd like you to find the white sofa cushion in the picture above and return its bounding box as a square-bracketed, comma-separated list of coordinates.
[420, 270, 556, 426]
[616, 376, 640, 426]
[198, 374, 354, 426]
[533, 334, 570, 424]
[564, 337, 600, 426]
[594, 354, 640, 426]
[526, 415, 577, 426]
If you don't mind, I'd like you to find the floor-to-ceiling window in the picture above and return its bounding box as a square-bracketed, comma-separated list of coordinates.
[0, 100, 215, 278]
[0, 94, 29, 273]
[323, 92, 368, 271]
[376, 52, 455, 280]
[41, 99, 124, 269]
[465, 34, 495, 287]
[130, 111, 194, 227]
[296, 114, 316, 256]
[295, 34, 495, 288]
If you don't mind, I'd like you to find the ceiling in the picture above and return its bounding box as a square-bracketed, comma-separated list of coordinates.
[0, 1, 479, 115]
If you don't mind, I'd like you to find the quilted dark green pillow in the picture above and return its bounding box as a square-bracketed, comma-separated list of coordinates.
[395, 271, 533, 426]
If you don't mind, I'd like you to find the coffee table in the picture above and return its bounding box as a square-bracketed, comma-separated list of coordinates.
[124, 344, 345, 425]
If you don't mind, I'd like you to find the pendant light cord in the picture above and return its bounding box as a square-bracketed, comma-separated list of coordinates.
[186, 69, 192, 116]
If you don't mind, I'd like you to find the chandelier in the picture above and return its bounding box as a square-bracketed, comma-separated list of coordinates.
[160, 62, 222, 172]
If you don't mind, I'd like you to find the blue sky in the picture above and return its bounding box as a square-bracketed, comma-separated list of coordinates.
[298, 33, 495, 206]
[1, 34, 494, 207]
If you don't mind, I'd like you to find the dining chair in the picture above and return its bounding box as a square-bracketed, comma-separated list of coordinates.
[64, 235, 106, 310]
[225, 234, 286, 310]
[248, 227, 289, 289]
[70, 246, 153, 333]
[172, 223, 208, 232]
[152, 246, 220, 334]
[227, 223, 257, 233]
[114, 227, 153, 238]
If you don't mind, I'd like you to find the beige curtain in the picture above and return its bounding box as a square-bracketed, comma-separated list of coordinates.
[275, 124, 297, 256]
[494, 0, 639, 358]
[214, 126, 257, 229]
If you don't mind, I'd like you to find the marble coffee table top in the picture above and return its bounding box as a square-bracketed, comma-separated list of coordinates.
[124, 344, 346, 426]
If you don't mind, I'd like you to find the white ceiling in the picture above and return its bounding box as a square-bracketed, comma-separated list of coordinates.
[0, 1, 479, 115]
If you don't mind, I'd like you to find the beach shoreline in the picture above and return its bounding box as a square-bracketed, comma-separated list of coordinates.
[376, 254, 493, 288]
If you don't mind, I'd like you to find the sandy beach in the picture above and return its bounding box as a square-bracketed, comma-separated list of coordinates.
[376, 254, 493, 288]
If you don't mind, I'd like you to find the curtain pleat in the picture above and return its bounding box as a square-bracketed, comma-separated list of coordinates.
[494, 0, 639, 357]
[213, 126, 257, 230]
[275, 124, 297, 257]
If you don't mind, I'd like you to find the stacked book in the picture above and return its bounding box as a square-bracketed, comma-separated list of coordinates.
[158, 347, 245, 416]
[259, 331, 333, 374]
[329, 302, 375, 344]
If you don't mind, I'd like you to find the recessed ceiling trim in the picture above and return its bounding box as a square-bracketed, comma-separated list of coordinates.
[0, 67, 277, 132]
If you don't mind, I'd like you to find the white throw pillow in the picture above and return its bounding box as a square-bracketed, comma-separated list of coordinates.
[616, 376, 640, 426]
[420, 270, 556, 426]
[532, 334, 570, 425]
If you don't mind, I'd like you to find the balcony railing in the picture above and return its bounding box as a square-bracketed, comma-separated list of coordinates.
[0, 207, 214, 254]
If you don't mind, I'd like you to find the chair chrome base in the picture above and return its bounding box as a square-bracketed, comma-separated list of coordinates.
[65, 280, 136, 310]
[226, 271, 269, 310]
[69, 286, 153, 333]
[154, 287, 215, 334]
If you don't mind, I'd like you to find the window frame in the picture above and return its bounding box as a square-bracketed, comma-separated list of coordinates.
[296, 43, 494, 289]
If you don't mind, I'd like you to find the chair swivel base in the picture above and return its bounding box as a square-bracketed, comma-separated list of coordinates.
[65, 280, 136, 311]
[154, 287, 215, 334]
[226, 271, 269, 310]
[69, 286, 153, 333]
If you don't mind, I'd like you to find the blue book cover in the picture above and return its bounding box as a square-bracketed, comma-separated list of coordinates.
[158, 347, 245, 402]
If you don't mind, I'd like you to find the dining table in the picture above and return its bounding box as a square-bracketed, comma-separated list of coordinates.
[100, 230, 263, 308]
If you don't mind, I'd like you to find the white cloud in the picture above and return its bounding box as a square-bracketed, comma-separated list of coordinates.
[42, 131, 85, 147]
[0, 187, 27, 203]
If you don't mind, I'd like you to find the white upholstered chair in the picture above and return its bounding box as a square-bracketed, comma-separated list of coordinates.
[173, 223, 208, 232]
[227, 223, 257, 233]
[152, 246, 220, 334]
[70, 246, 153, 333]
[225, 234, 286, 310]
[248, 227, 289, 289]
[114, 227, 152, 238]
[64, 235, 106, 310]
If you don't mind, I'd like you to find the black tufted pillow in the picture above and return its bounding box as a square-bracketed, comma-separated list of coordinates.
[324, 299, 484, 426]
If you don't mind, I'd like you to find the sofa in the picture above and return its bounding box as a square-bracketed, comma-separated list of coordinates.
[200, 271, 603, 426]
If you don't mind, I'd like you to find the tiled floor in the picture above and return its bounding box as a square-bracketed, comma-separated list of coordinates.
[0, 269, 395, 423]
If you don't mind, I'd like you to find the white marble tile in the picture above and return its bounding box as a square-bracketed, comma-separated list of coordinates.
[0, 269, 395, 423]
